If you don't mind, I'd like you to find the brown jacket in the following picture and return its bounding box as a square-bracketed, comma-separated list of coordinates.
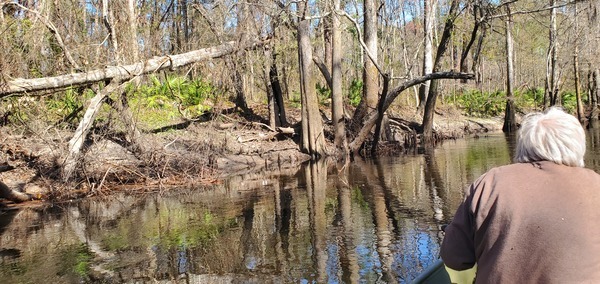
[441, 161, 600, 283]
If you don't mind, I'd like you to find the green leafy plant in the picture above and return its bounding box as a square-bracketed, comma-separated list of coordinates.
[561, 91, 578, 113]
[348, 79, 363, 107]
[316, 82, 331, 105]
[447, 90, 506, 117]
[515, 88, 544, 109]
[289, 91, 302, 108]
[130, 75, 219, 127]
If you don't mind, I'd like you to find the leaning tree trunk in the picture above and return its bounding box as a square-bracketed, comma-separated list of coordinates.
[297, 4, 326, 158]
[503, 6, 517, 133]
[62, 80, 124, 181]
[460, 3, 482, 83]
[422, 0, 460, 144]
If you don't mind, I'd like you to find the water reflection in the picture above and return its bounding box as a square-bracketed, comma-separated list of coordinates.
[8, 130, 600, 283]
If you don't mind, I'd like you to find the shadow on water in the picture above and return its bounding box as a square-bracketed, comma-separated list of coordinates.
[4, 130, 600, 283]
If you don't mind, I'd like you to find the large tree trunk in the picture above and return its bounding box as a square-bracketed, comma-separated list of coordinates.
[1, 39, 268, 97]
[331, 0, 347, 152]
[297, 4, 326, 158]
[350, 0, 378, 131]
[126, 0, 139, 63]
[102, 0, 119, 63]
[422, 0, 460, 144]
[545, 0, 560, 107]
[266, 47, 287, 128]
[232, 2, 251, 113]
[418, 0, 436, 112]
[503, 6, 516, 133]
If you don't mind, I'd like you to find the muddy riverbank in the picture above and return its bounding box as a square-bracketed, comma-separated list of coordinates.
[0, 106, 504, 207]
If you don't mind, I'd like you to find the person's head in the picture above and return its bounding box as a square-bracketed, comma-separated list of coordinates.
[514, 107, 586, 167]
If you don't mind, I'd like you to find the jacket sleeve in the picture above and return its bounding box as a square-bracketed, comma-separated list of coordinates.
[440, 179, 480, 270]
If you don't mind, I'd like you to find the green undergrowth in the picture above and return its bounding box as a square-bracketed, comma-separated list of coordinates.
[128, 75, 223, 130]
[445, 88, 583, 117]
[1, 76, 587, 133]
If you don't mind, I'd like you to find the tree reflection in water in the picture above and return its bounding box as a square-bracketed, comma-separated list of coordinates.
[1, 133, 557, 283]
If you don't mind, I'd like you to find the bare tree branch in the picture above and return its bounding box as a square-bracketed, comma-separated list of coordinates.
[4, 2, 82, 71]
[489, 0, 586, 19]
[340, 11, 386, 77]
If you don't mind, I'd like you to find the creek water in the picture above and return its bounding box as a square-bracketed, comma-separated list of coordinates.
[3, 129, 600, 283]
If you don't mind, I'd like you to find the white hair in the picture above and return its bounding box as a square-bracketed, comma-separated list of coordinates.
[514, 107, 586, 167]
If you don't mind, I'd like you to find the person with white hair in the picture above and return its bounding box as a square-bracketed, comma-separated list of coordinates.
[441, 107, 600, 283]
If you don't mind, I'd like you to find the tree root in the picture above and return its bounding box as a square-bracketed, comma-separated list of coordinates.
[0, 181, 32, 203]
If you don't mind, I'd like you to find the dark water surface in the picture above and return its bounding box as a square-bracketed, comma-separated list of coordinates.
[3, 130, 600, 283]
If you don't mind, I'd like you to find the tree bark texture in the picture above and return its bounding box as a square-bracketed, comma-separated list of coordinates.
[102, 0, 119, 63]
[126, 0, 140, 63]
[351, 0, 378, 130]
[332, 0, 347, 151]
[266, 47, 287, 128]
[1, 39, 268, 97]
[503, 6, 517, 133]
[297, 11, 326, 158]
[545, 0, 560, 107]
[418, 0, 436, 111]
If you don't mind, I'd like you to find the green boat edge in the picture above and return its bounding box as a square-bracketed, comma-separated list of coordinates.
[411, 260, 477, 284]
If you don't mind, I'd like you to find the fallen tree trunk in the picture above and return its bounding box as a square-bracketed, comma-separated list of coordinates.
[0, 39, 269, 97]
[349, 71, 474, 153]
[62, 80, 126, 181]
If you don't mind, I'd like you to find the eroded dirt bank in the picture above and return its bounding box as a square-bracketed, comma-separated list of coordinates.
[0, 109, 503, 208]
